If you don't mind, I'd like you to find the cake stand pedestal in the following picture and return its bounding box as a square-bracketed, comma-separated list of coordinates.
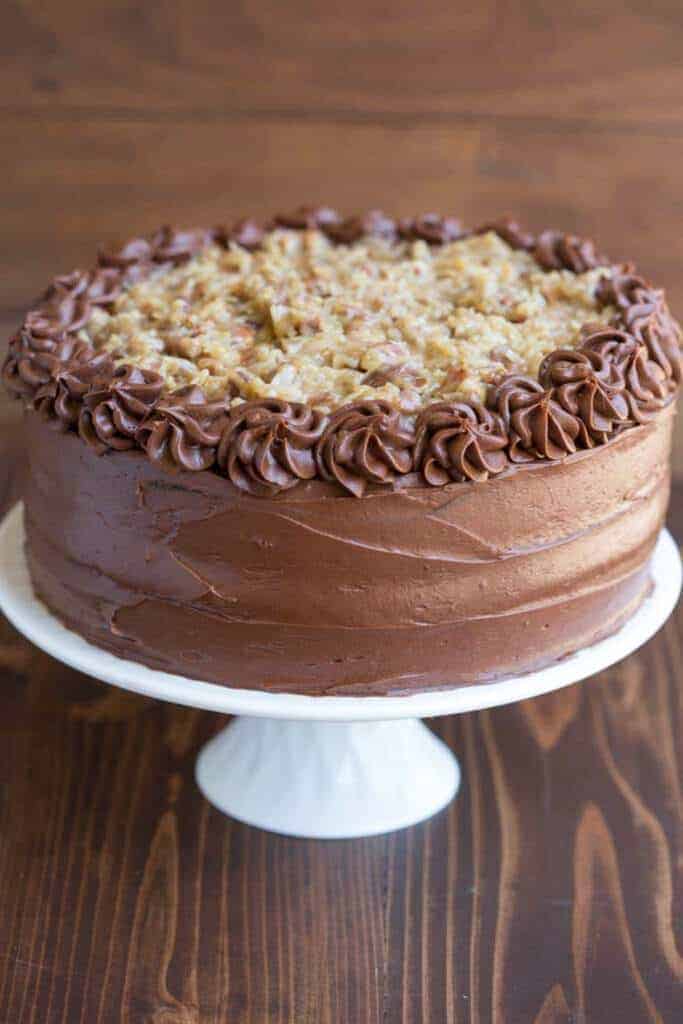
[0, 504, 679, 839]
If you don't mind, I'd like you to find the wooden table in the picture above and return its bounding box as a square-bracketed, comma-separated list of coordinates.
[0, 439, 681, 1023]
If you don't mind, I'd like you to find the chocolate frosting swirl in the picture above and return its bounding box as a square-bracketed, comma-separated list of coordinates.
[534, 230, 604, 273]
[98, 226, 208, 274]
[398, 214, 464, 245]
[619, 344, 670, 423]
[4, 331, 101, 402]
[214, 219, 266, 251]
[216, 399, 327, 496]
[98, 236, 153, 270]
[479, 217, 535, 251]
[274, 206, 341, 231]
[137, 386, 228, 473]
[538, 348, 629, 444]
[315, 400, 415, 497]
[79, 364, 164, 453]
[492, 375, 584, 461]
[324, 210, 398, 244]
[149, 226, 211, 265]
[415, 401, 508, 484]
[2, 331, 60, 399]
[597, 269, 682, 385]
[33, 345, 114, 429]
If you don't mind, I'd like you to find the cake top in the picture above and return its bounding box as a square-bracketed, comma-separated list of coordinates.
[82, 229, 611, 413]
[3, 209, 681, 496]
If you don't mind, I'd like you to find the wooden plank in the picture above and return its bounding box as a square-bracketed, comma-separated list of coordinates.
[3, 115, 683, 313]
[3, 1, 683, 124]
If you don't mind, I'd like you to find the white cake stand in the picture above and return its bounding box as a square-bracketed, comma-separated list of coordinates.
[0, 503, 679, 839]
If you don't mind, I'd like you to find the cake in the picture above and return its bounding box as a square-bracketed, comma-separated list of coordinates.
[3, 209, 680, 695]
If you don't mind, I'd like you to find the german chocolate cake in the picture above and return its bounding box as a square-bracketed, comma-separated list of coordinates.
[3, 209, 680, 694]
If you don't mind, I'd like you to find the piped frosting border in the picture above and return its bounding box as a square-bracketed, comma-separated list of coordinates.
[3, 209, 681, 497]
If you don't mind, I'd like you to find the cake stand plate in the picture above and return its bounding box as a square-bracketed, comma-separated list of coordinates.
[0, 504, 679, 838]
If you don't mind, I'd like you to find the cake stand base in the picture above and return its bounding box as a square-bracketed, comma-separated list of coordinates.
[0, 504, 679, 839]
[196, 718, 459, 838]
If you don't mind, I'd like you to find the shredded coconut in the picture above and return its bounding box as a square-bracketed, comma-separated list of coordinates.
[81, 229, 613, 411]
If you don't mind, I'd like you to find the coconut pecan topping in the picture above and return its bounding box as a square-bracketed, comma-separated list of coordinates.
[2, 210, 680, 495]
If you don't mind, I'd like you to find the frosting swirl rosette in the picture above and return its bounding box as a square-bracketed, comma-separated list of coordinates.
[79, 365, 164, 453]
[578, 324, 633, 362]
[33, 344, 114, 429]
[538, 348, 629, 443]
[98, 227, 210, 279]
[274, 206, 341, 231]
[325, 209, 398, 244]
[33, 281, 91, 336]
[214, 219, 266, 251]
[639, 305, 683, 387]
[4, 333, 96, 403]
[137, 385, 228, 473]
[492, 375, 584, 462]
[398, 213, 463, 245]
[2, 331, 59, 399]
[480, 217, 534, 251]
[415, 401, 508, 485]
[81, 267, 123, 306]
[597, 270, 682, 385]
[619, 344, 670, 423]
[217, 399, 328, 496]
[315, 400, 415, 497]
[98, 236, 154, 271]
[149, 226, 212, 265]
[534, 230, 604, 273]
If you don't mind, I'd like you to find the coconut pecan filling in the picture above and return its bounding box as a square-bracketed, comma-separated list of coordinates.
[80, 230, 612, 412]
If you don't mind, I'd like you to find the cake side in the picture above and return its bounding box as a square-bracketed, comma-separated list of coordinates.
[3, 211, 681, 498]
[23, 406, 673, 696]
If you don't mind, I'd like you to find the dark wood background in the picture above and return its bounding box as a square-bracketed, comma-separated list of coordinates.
[2, 2, 683, 1020]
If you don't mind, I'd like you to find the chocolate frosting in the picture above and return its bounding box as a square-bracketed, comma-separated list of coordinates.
[217, 399, 327, 496]
[315, 400, 415, 497]
[23, 408, 673, 695]
[79, 364, 164, 453]
[492, 375, 585, 461]
[11, 211, 680, 697]
[533, 229, 605, 273]
[414, 401, 508, 484]
[3, 213, 681, 499]
[137, 385, 228, 473]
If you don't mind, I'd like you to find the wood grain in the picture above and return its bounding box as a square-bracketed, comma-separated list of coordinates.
[0, 449, 681, 1020]
[3, 1, 683, 123]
